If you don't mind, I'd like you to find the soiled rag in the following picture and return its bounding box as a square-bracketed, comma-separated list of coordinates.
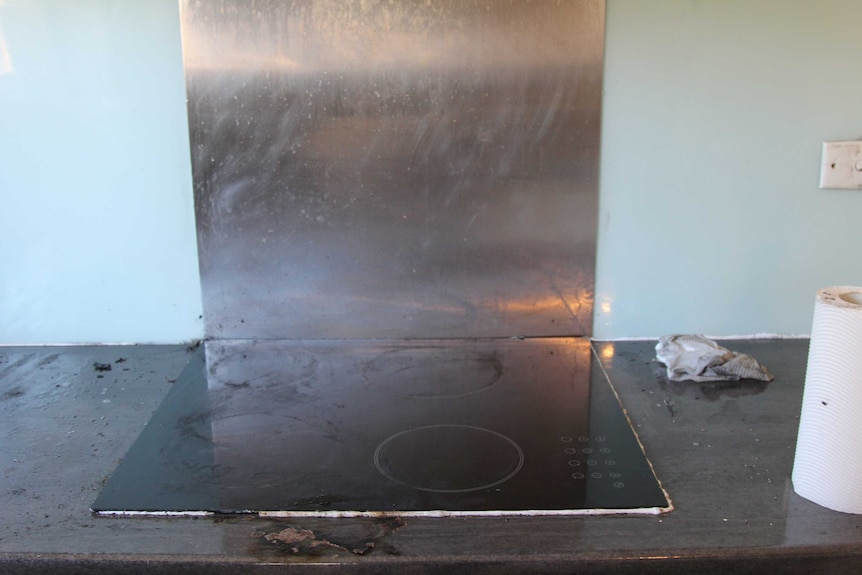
[655, 335, 774, 383]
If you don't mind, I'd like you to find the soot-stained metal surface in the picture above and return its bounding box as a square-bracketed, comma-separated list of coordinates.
[181, 0, 603, 339]
[92, 339, 670, 515]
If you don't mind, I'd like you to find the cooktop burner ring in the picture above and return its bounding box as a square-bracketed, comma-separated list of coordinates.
[373, 424, 524, 493]
[362, 347, 503, 399]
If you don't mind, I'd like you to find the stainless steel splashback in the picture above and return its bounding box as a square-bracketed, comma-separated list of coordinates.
[180, 0, 604, 339]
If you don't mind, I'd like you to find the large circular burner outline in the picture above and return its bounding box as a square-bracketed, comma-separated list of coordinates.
[373, 424, 525, 493]
[361, 347, 504, 399]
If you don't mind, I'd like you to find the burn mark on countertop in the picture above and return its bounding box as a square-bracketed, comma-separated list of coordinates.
[1, 386, 25, 401]
[254, 516, 406, 556]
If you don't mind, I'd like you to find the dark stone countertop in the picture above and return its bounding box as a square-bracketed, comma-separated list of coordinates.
[2, 339, 861, 574]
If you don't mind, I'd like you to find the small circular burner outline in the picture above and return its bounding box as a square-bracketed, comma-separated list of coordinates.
[373, 424, 525, 493]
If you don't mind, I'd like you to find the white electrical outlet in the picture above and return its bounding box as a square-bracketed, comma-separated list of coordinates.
[820, 141, 862, 189]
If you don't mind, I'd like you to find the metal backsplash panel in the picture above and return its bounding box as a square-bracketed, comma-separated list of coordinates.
[181, 0, 604, 339]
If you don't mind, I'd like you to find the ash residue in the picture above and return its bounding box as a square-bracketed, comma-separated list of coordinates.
[257, 517, 406, 556]
[1, 387, 24, 401]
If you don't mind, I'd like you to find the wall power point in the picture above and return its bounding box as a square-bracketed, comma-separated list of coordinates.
[820, 141, 862, 189]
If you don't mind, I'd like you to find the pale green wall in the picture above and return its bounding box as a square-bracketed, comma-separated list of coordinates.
[2, 1, 860, 343]
[595, 0, 862, 339]
[0, 0, 202, 344]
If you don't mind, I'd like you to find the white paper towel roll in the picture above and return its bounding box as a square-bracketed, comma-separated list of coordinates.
[793, 286, 862, 514]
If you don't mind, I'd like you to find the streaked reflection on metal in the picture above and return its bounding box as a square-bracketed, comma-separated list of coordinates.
[180, 0, 603, 338]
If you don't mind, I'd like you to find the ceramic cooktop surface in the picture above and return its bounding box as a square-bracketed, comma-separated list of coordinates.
[93, 338, 670, 516]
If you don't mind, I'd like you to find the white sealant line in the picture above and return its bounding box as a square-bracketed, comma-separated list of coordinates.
[93, 507, 668, 519]
[592, 333, 809, 342]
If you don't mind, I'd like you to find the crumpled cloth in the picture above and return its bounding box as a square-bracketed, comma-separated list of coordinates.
[655, 335, 774, 383]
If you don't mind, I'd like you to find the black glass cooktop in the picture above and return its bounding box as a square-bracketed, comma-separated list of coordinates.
[92, 338, 670, 516]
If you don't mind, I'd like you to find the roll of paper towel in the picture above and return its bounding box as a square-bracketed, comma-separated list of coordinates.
[793, 286, 862, 514]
